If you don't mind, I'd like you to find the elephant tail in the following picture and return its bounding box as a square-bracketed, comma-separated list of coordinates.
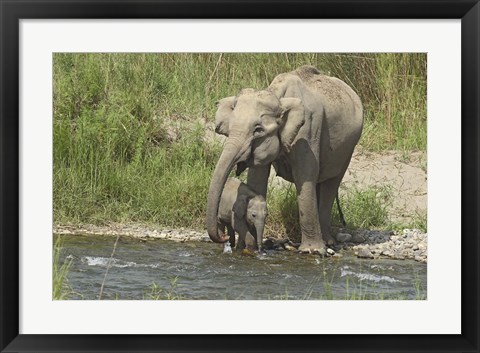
[336, 193, 346, 227]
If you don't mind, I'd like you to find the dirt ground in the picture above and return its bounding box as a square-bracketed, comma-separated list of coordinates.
[343, 147, 427, 224]
[268, 147, 427, 225]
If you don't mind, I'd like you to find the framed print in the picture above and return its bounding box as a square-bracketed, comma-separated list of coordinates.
[1, 0, 479, 352]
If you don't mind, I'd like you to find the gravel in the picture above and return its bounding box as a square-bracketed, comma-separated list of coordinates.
[54, 224, 427, 263]
[342, 228, 427, 263]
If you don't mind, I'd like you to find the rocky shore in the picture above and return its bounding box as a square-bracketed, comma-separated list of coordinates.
[54, 223, 427, 263]
[54, 224, 211, 242]
[334, 228, 427, 263]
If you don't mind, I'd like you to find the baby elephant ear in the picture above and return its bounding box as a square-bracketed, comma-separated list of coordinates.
[215, 96, 236, 137]
[278, 97, 305, 152]
[232, 194, 249, 219]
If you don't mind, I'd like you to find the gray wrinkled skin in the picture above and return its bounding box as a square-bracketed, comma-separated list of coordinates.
[206, 66, 363, 256]
[218, 178, 267, 251]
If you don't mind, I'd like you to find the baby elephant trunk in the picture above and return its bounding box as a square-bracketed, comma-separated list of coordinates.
[254, 220, 265, 252]
[247, 195, 268, 252]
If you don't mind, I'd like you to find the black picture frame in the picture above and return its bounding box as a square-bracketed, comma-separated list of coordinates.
[1, 1, 479, 352]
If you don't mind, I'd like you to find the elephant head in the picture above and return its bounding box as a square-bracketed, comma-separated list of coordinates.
[206, 89, 305, 243]
[233, 193, 268, 251]
[245, 195, 268, 251]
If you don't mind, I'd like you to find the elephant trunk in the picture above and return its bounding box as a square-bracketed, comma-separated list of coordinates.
[255, 222, 265, 252]
[206, 137, 250, 243]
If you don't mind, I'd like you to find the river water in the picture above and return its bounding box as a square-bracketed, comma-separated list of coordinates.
[56, 234, 427, 300]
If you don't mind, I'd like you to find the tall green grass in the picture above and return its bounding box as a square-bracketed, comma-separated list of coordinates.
[53, 53, 426, 228]
[266, 183, 393, 241]
[144, 279, 183, 300]
[334, 185, 392, 229]
[53, 236, 72, 299]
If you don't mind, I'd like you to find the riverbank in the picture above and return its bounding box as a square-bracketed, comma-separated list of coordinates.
[54, 223, 427, 263]
[53, 54, 427, 232]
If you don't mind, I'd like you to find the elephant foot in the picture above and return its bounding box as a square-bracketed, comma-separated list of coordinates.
[299, 240, 327, 257]
[323, 234, 336, 246]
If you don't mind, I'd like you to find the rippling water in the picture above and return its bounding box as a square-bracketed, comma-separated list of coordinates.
[56, 234, 427, 300]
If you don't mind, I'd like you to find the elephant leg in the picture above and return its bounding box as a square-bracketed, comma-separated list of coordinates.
[234, 218, 247, 250]
[227, 224, 236, 248]
[236, 230, 256, 250]
[317, 160, 350, 245]
[247, 226, 259, 250]
[295, 180, 326, 255]
[234, 218, 256, 251]
[245, 232, 257, 250]
[236, 231, 246, 250]
[247, 165, 271, 198]
[317, 177, 343, 246]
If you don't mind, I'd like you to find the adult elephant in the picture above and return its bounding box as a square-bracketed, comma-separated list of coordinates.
[206, 66, 363, 255]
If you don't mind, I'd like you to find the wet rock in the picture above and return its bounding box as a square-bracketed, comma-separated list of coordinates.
[349, 228, 427, 262]
[200, 235, 211, 242]
[351, 234, 366, 243]
[381, 250, 393, 257]
[262, 237, 289, 250]
[241, 249, 256, 257]
[356, 248, 374, 259]
[331, 244, 344, 252]
[336, 233, 352, 243]
[376, 243, 386, 251]
[284, 244, 297, 251]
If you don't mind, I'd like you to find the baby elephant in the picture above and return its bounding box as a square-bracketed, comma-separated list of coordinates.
[218, 178, 268, 251]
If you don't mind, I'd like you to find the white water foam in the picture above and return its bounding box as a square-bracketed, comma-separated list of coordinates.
[82, 256, 160, 269]
[83, 256, 110, 266]
[340, 268, 400, 283]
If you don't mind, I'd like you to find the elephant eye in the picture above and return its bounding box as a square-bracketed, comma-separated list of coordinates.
[252, 213, 256, 218]
[253, 126, 264, 136]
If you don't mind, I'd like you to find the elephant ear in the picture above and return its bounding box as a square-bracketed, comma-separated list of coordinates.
[232, 194, 249, 220]
[278, 97, 305, 152]
[214, 96, 236, 137]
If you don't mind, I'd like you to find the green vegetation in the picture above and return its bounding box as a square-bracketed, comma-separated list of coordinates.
[267, 183, 393, 241]
[266, 185, 300, 239]
[144, 279, 183, 300]
[75, 277, 425, 300]
[52, 236, 73, 299]
[335, 185, 392, 229]
[142, 276, 425, 300]
[391, 211, 428, 233]
[53, 53, 426, 230]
